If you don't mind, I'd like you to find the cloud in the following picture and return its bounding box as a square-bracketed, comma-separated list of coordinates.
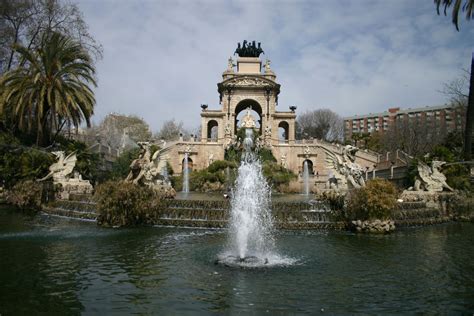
[76, 0, 473, 132]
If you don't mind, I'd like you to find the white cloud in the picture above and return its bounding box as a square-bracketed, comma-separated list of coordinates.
[76, 0, 473, 131]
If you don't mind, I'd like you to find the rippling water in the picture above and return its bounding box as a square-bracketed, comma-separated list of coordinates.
[0, 206, 473, 314]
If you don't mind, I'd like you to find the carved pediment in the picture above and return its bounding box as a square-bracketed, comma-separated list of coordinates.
[219, 76, 278, 90]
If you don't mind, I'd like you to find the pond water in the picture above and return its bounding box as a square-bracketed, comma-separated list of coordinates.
[1, 206, 473, 314]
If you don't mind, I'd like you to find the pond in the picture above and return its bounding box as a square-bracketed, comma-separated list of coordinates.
[0, 206, 473, 314]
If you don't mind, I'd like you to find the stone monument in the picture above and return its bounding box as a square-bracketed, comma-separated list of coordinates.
[38, 151, 93, 199]
[125, 142, 176, 198]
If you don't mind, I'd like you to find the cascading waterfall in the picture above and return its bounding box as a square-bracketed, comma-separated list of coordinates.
[183, 153, 189, 193]
[218, 128, 295, 267]
[303, 160, 310, 195]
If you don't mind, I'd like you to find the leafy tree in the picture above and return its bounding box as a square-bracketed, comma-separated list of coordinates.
[0, 31, 96, 146]
[434, 1, 473, 159]
[91, 113, 152, 151]
[440, 70, 472, 160]
[109, 147, 141, 180]
[435, 0, 473, 31]
[466, 55, 473, 160]
[155, 119, 185, 141]
[296, 109, 344, 142]
[0, 0, 102, 73]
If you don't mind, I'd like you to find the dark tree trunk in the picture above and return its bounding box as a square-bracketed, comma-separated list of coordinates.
[464, 52, 474, 161]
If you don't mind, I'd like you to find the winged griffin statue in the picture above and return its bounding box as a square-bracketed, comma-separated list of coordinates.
[125, 142, 176, 198]
[38, 151, 93, 199]
[126, 142, 161, 185]
[323, 145, 366, 190]
[413, 160, 453, 192]
[38, 151, 78, 182]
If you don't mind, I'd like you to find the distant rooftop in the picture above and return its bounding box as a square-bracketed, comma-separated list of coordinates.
[344, 104, 456, 120]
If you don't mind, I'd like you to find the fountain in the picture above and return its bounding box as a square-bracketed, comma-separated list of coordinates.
[183, 153, 190, 193]
[218, 128, 295, 267]
[303, 160, 310, 195]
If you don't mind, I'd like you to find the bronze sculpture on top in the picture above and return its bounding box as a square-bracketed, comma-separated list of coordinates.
[234, 40, 264, 57]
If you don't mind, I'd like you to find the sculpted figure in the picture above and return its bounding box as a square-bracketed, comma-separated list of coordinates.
[280, 153, 287, 168]
[413, 160, 453, 192]
[264, 59, 272, 72]
[264, 125, 272, 138]
[304, 145, 311, 156]
[234, 40, 264, 57]
[227, 57, 235, 71]
[38, 150, 93, 198]
[125, 142, 161, 186]
[240, 107, 256, 128]
[324, 145, 366, 189]
[208, 153, 215, 166]
[225, 123, 232, 136]
[38, 151, 77, 182]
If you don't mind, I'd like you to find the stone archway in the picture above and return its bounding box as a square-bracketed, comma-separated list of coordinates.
[278, 121, 289, 143]
[302, 159, 314, 175]
[235, 99, 263, 134]
[182, 157, 193, 172]
[207, 120, 218, 142]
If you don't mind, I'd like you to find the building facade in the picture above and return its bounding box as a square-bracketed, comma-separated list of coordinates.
[344, 104, 466, 140]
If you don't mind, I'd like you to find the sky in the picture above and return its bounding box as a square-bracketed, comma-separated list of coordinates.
[76, 0, 474, 133]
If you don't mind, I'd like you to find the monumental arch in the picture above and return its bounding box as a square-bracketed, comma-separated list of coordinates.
[157, 42, 378, 192]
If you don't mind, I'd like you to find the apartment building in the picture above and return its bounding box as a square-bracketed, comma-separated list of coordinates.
[344, 104, 466, 140]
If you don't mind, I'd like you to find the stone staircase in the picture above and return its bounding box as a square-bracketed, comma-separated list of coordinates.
[42, 193, 98, 221]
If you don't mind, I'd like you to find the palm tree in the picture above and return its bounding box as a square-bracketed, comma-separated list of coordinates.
[435, 0, 473, 31]
[0, 31, 96, 145]
[435, 1, 474, 159]
[466, 53, 474, 160]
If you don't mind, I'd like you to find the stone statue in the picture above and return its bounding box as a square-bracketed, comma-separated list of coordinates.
[184, 144, 193, 153]
[240, 107, 256, 128]
[125, 142, 156, 185]
[234, 40, 264, 57]
[264, 59, 272, 73]
[39, 151, 77, 182]
[38, 151, 93, 199]
[125, 142, 176, 198]
[412, 160, 453, 192]
[208, 153, 215, 166]
[280, 153, 287, 168]
[227, 57, 235, 71]
[264, 125, 272, 138]
[323, 145, 366, 189]
[304, 145, 311, 156]
[224, 123, 232, 137]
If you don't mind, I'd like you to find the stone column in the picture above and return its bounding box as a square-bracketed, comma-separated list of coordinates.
[289, 120, 296, 145]
[201, 117, 207, 143]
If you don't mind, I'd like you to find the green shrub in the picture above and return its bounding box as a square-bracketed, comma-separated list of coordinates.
[346, 179, 398, 220]
[94, 181, 162, 227]
[207, 160, 237, 173]
[317, 190, 346, 211]
[170, 175, 183, 191]
[6, 180, 43, 211]
[0, 145, 53, 188]
[262, 161, 297, 188]
[258, 147, 277, 163]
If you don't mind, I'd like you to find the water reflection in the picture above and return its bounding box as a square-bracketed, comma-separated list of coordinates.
[0, 208, 473, 314]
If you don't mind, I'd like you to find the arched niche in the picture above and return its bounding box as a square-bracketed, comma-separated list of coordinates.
[235, 99, 263, 134]
[182, 156, 193, 172]
[207, 120, 218, 141]
[278, 121, 289, 143]
[302, 159, 314, 175]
